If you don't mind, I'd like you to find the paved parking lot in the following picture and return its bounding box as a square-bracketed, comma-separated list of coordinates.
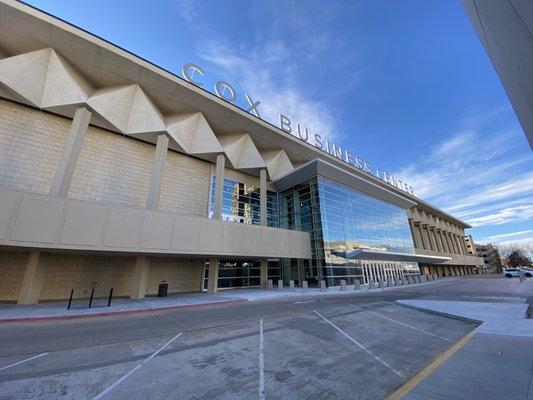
[0, 289, 477, 400]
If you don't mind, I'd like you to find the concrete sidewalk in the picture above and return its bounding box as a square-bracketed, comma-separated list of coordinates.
[0, 278, 453, 322]
[393, 298, 533, 400]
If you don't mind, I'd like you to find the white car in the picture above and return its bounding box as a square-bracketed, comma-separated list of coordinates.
[502, 268, 519, 278]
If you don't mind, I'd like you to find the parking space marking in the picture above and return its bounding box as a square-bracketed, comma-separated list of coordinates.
[0, 352, 48, 372]
[259, 319, 265, 400]
[361, 308, 451, 342]
[93, 332, 182, 400]
[313, 310, 404, 378]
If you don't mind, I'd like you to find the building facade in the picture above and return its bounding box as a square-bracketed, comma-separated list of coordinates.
[462, 0, 533, 150]
[475, 243, 502, 273]
[0, 1, 484, 305]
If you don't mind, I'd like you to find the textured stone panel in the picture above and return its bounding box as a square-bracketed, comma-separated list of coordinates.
[39, 253, 134, 300]
[276, 229, 291, 256]
[0, 99, 70, 194]
[198, 219, 223, 252]
[222, 223, 243, 253]
[139, 212, 172, 250]
[0, 189, 18, 240]
[146, 258, 203, 295]
[159, 150, 210, 217]
[11, 196, 64, 243]
[0, 252, 28, 301]
[242, 225, 260, 254]
[68, 125, 153, 208]
[102, 207, 142, 248]
[171, 215, 201, 251]
[260, 229, 276, 256]
[59, 202, 106, 246]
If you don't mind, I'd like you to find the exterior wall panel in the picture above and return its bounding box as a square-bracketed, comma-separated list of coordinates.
[159, 151, 210, 217]
[146, 258, 203, 295]
[0, 252, 28, 301]
[0, 99, 70, 194]
[68, 125, 154, 208]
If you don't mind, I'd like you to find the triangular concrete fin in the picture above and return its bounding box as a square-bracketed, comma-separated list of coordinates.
[126, 85, 165, 134]
[219, 133, 266, 170]
[0, 48, 51, 107]
[87, 85, 137, 132]
[262, 149, 294, 180]
[166, 112, 222, 155]
[42, 50, 93, 108]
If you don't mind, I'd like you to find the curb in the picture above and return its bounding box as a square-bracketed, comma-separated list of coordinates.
[0, 299, 247, 324]
[395, 300, 484, 325]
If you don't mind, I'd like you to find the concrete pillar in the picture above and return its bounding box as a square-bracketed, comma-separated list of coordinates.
[302, 281, 308, 292]
[420, 225, 431, 251]
[146, 134, 169, 210]
[441, 231, 450, 253]
[320, 280, 327, 291]
[340, 280, 347, 291]
[50, 107, 92, 197]
[260, 168, 267, 226]
[267, 279, 273, 290]
[213, 154, 225, 219]
[297, 259, 305, 285]
[428, 228, 438, 252]
[435, 230, 444, 252]
[278, 279, 283, 289]
[260, 259, 268, 289]
[17, 252, 45, 305]
[130, 255, 150, 299]
[289, 280, 295, 290]
[355, 280, 361, 290]
[409, 219, 423, 249]
[207, 258, 219, 294]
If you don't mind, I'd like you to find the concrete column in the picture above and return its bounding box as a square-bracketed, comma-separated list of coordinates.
[454, 235, 465, 255]
[50, 107, 92, 197]
[460, 237, 468, 255]
[260, 258, 268, 289]
[260, 168, 267, 226]
[440, 231, 450, 252]
[420, 225, 431, 251]
[409, 219, 422, 249]
[17, 252, 45, 305]
[207, 258, 219, 294]
[428, 228, 438, 252]
[130, 255, 150, 299]
[444, 232, 453, 253]
[213, 155, 225, 219]
[435, 230, 444, 252]
[146, 134, 169, 210]
[297, 259, 305, 284]
[449, 233, 459, 254]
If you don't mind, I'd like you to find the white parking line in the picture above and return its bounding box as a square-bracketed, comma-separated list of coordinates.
[313, 309, 404, 378]
[0, 352, 48, 372]
[362, 309, 450, 342]
[93, 332, 182, 400]
[259, 318, 265, 400]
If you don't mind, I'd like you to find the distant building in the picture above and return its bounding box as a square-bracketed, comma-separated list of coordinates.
[462, 0, 533, 150]
[475, 243, 502, 273]
[465, 235, 477, 255]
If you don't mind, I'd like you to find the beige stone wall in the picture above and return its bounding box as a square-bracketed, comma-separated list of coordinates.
[0, 99, 70, 194]
[159, 151, 211, 217]
[68, 125, 154, 208]
[146, 258, 203, 295]
[39, 254, 135, 300]
[0, 252, 28, 301]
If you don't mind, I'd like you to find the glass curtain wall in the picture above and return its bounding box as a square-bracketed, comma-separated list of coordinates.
[280, 176, 419, 286]
[209, 176, 278, 227]
[206, 176, 280, 288]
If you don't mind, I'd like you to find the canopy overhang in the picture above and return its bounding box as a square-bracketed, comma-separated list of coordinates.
[340, 249, 451, 264]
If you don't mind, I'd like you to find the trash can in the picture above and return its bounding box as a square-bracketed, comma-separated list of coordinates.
[157, 283, 168, 297]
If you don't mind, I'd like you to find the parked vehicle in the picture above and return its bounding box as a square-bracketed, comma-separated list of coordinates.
[523, 268, 533, 278]
[502, 268, 519, 278]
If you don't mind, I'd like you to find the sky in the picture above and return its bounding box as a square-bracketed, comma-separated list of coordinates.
[26, 0, 533, 248]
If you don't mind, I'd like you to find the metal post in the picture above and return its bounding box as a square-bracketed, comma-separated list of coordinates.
[67, 289, 74, 310]
[88, 288, 95, 308]
[107, 287, 113, 307]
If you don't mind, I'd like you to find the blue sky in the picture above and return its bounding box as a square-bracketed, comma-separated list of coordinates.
[26, 0, 533, 247]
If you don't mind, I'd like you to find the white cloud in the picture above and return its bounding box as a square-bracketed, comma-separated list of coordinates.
[479, 230, 533, 242]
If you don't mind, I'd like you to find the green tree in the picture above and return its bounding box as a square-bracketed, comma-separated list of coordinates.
[507, 249, 531, 267]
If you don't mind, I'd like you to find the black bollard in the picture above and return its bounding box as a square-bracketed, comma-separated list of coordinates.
[67, 289, 74, 310]
[88, 288, 95, 309]
[107, 287, 113, 307]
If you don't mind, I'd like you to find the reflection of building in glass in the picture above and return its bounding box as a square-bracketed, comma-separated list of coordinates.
[0, 2, 486, 304]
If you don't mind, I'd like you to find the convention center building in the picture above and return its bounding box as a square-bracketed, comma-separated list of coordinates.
[0, 1, 483, 304]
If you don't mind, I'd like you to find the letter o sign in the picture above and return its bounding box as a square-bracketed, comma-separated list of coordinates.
[215, 81, 237, 103]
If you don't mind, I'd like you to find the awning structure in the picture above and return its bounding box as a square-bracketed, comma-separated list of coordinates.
[334, 249, 451, 264]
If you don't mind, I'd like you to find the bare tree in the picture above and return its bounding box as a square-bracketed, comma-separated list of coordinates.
[496, 242, 533, 267]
